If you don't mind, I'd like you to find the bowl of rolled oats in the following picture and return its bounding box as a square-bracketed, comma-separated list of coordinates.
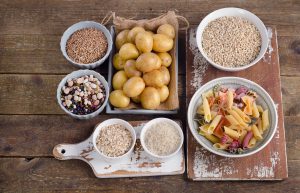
[92, 118, 136, 162]
[57, 69, 109, 119]
[60, 21, 113, 69]
[196, 8, 268, 71]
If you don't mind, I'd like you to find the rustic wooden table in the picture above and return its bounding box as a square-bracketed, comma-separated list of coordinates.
[0, 1, 299, 192]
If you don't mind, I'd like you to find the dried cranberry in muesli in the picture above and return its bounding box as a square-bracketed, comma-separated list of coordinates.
[60, 75, 106, 115]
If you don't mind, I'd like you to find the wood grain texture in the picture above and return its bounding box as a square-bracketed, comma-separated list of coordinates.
[0, 72, 298, 115]
[0, 158, 299, 193]
[0, 74, 184, 114]
[0, 0, 299, 192]
[0, 115, 298, 161]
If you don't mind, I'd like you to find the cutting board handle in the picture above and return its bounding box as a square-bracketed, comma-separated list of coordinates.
[53, 135, 93, 160]
[53, 143, 80, 160]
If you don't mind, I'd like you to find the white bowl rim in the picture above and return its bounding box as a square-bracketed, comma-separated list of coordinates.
[56, 69, 109, 119]
[196, 7, 269, 72]
[60, 21, 113, 68]
[187, 76, 278, 158]
[92, 118, 136, 159]
[140, 118, 184, 159]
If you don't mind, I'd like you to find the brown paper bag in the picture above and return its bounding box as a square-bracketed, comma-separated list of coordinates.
[113, 11, 180, 110]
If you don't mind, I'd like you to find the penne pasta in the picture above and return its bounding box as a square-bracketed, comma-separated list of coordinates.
[232, 106, 251, 123]
[211, 111, 218, 120]
[203, 97, 212, 122]
[199, 124, 210, 133]
[242, 95, 253, 115]
[251, 124, 263, 140]
[262, 109, 270, 131]
[227, 109, 248, 127]
[248, 137, 257, 148]
[257, 118, 263, 134]
[202, 89, 214, 99]
[227, 90, 234, 110]
[208, 115, 222, 134]
[204, 134, 220, 144]
[228, 124, 245, 132]
[213, 143, 230, 150]
[225, 115, 239, 126]
[252, 102, 260, 118]
[257, 105, 264, 113]
[238, 129, 248, 144]
[196, 104, 204, 115]
[198, 130, 206, 136]
[195, 84, 270, 154]
[224, 126, 240, 139]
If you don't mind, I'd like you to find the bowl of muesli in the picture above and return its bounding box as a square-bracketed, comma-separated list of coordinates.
[196, 8, 268, 71]
[57, 69, 109, 119]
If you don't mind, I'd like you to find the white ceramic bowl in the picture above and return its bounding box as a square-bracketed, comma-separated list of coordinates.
[187, 77, 278, 158]
[92, 119, 136, 163]
[56, 69, 109, 119]
[140, 118, 184, 160]
[196, 7, 268, 71]
[60, 21, 113, 69]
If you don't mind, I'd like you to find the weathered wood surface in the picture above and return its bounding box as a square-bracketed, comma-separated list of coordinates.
[52, 120, 185, 178]
[0, 0, 299, 192]
[186, 27, 288, 180]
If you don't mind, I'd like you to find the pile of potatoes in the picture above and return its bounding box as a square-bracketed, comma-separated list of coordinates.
[109, 24, 175, 110]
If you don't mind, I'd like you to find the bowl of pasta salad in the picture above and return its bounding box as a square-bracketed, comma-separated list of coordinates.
[187, 77, 278, 157]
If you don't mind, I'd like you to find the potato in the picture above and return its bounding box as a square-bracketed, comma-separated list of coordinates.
[157, 85, 169, 102]
[140, 87, 160, 109]
[131, 95, 141, 103]
[135, 32, 153, 53]
[159, 66, 170, 85]
[112, 70, 128, 90]
[136, 52, 161, 73]
[157, 24, 175, 39]
[124, 60, 142, 78]
[123, 77, 145, 97]
[119, 43, 139, 60]
[157, 52, 172, 67]
[146, 31, 154, 36]
[153, 34, 174, 52]
[143, 70, 165, 88]
[116, 30, 129, 50]
[113, 53, 125, 70]
[109, 90, 130, 108]
[127, 26, 145, 43]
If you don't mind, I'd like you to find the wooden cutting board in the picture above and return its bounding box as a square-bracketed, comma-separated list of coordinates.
[53, 120, 185, 178]
[186, 27, 288, 180]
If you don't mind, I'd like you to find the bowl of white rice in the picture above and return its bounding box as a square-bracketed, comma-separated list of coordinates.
[140, 118, 183, 160]
[196, 7, 268, 71]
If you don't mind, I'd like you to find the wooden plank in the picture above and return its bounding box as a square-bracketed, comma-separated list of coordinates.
[0, 158, 299, 193]
[0, 115, 298, 160]
[278, 36, 300, 76]
[0, 0, 298, 191]
[0, 1, 299, 35]
[186, 27, 288, 180]
[281, 76, 300, 116]
[1, 73, 299, 115]
[0, 74, 184, 114]
[0, 35, 298, 76]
